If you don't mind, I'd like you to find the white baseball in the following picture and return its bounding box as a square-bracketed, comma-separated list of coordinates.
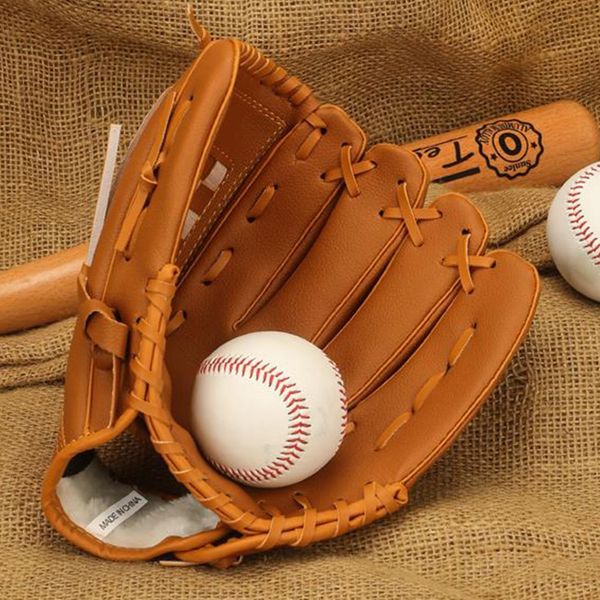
[547, 162, 600, 302]
[190, 331, 347, 488]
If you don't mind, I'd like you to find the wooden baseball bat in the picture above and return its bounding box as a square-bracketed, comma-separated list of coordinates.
[0, 244, 84, 335]
[1, 101, 598, 335]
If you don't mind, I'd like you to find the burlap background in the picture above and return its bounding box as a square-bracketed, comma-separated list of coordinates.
[1, 1, 599, 598]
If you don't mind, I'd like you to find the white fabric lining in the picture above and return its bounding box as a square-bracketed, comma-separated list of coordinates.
[56, 456, 218, 549]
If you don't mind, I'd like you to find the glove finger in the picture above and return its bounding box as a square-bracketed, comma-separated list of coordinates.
[325, 192, 488, 404]
[240, 145, 429, 343]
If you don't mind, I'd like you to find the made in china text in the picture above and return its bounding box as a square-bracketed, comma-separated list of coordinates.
[97, 494, 145, 531]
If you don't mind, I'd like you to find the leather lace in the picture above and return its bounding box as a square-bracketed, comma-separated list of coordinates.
[300, 116, 494, 295]
[187, 7, 315, 111]
[380, 183, 441, 246]
[298, 117, 493, 286]
[321, 144, 376, 197]
[374, 325, 477, 451]
[443, 233, 496, 293]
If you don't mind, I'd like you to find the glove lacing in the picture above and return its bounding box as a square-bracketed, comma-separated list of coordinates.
[299, 112, 495, 294]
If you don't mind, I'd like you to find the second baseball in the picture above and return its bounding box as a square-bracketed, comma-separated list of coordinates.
[547, 162, 600, 301]
[190, 331, 347, 488]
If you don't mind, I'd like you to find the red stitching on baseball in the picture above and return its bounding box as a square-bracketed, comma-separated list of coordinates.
[199, 352, 346, 485]
[566, 163, 600, 264]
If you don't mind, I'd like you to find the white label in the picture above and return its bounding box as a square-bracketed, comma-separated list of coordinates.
[85, 490, 148, 539]
[181, 209, 199, 240]
[202, 160, 227, 191]
[87, 123, 122, 266]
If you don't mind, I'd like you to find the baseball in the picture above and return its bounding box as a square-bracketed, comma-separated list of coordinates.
[547, 162, 600, 302]
[190, 331, 347, 488]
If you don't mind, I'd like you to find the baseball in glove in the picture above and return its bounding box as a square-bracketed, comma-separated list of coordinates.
[42, 18, 540, 567]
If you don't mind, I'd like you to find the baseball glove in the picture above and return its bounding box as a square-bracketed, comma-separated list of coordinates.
[42, 20, 540, 567]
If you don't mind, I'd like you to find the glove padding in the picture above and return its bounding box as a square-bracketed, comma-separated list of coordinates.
[43, 23, 540, 567]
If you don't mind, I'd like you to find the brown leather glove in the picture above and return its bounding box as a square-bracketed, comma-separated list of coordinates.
[42, 22, 540, 567]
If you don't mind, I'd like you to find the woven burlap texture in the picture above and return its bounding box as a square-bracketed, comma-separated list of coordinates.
[1, 1, 599, 598]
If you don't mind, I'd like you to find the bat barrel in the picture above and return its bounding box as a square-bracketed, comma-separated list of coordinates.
[402, 101, 600, 192]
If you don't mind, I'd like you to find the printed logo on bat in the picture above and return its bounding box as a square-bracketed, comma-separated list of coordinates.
[476, 119, 544, 179]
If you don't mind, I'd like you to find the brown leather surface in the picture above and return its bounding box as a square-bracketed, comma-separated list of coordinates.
[43, 24, 540, 566]
[259, 249, 539, 512]
[168, 103, 366, 427]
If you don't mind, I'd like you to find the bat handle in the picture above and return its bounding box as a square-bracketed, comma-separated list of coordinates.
[0, 243, 86, 335]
